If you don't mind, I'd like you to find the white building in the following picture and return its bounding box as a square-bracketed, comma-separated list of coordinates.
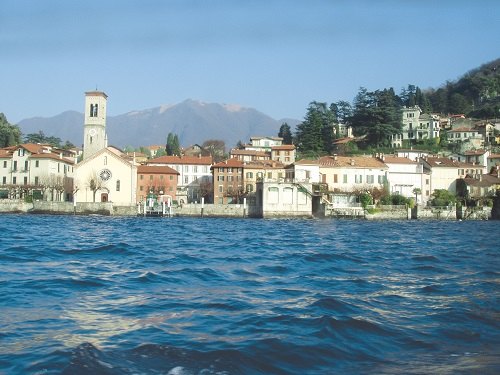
[317, 155, 388, 193]
[74, 91, 138, 204]
[381, 155, 425, 204]
[245, 136, 283, 152]
[420, 156, 486, 197]
[147, 155, 213, 204]
[392, 106, 441, 147]
[0, 143, 75, 201]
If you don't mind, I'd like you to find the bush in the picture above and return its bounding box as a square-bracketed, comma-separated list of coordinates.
[431, 189, 456, 207]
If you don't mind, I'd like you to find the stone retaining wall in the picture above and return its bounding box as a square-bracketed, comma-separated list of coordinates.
[0, 200, 32, 213]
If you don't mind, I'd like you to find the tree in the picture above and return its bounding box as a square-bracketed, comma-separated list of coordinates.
[166, 133, 181, 156]
[85, 171, 107, 202]
[350, 87, 401, 147]
[278, 123, 293, 144]
[0, 113, 22, 147]
[202, 139, 226, 162]
[295, 101, 335, 155]
[412, 188, 422, 204]
[330, 100, 352, 124]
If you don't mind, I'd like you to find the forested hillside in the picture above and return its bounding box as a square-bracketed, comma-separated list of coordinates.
[426, 58, 500, 117]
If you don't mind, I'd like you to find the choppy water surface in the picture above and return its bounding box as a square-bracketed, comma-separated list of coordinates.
[0, 215, 499, 374]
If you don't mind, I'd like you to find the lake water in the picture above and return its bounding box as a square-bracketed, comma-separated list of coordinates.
[0, 215, 499, 374]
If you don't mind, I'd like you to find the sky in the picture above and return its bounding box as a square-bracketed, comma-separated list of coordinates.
[1, 0, 499, 124]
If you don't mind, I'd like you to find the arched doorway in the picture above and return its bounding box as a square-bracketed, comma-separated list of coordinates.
[101, 193, 108, 202]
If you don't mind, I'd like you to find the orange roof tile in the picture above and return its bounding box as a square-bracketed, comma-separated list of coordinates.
[211, 158, 244, 168]
[137, 165, 179, 174]
[318, 156, 387, 168]
[148, 155, 213, 165]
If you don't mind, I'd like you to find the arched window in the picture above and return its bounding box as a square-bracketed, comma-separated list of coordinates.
[104, 156, 107, 165]
[90, 104, 94, 117]
[116, 180, 120, 191]
[93, 104, 98, 117]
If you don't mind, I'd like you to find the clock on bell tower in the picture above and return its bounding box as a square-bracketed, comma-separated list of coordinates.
[83, 91, 108, 160]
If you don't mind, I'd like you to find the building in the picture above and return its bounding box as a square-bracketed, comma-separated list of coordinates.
[379, 155, 425, 203]
[136, 165, 179, 203]
[230, 149, 270, 163]
[245, 136, 283, 152]
[0, 143, 75, 201]
[74, 91, 138, 204]
[211, 158, 245, 204]
[147, 155, 213, 204]
[392, 106, 440, 147]
[271, 144, 296, 165]
[82, 91, 108, 160]
[420, 156, 486, 197]
[317, 155, 388, 193]
[74, 146, 137, 204]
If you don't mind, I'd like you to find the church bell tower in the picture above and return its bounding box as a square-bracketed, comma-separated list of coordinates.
[83, 91, 108, 160]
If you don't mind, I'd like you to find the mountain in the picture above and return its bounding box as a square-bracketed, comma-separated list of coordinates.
[18, 99, 300, 149]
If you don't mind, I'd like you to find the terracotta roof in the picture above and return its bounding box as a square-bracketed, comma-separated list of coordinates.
[85, 91, 108, 98]
[211, 158, 244, 168]
[423, 157, 476, 168]
[463, 150, 487, 156]
[29, 153, 75, 164]
[146, 145, 164, 150]
[18, 143, 46, 154]
[382, 156, 418, 165]
[148, 155, 213, 165]
[230, 149, 269, 156]
[487, 154, 500, 159]
[333, 137, 354, 145]
[462, 174, 500, 187]
[137, 165, 179, 174]
[244, 160, 285, 169]
[271, 145, 295, 150]
[0, 148, 13, 157]
[318, 156, 387, 168]
[294, 159, 320, 166]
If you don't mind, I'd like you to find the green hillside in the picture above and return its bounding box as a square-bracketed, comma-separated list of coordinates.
[426, 58, 500, 118]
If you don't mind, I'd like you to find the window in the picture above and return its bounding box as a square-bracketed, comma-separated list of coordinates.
[160, 175, 164, 180]
[267, 172, 272, 179]
[246, 184, 253, 192]
[116, 180, 120, 191]
[149, 175, 153, 180]
[227, 168, 233, 173]
[426, 179, 429, 185]
[35, 176, 39, 185]
[2, 176, 6, 184]
[3, 161, 6, 168]
[18, 148, 25, 156]
[58, 163, 60, 173]
[458, 169, 464, 176]
[246, 172, 253, 178]
[219, 168, 224, 173]
[193, 166, 198, 173]
[367, 175, 374, 184]
[184, 165, 188, 172]
[218, 175, 224, 182]
[219, 185, 223, 193]
[24, 177, 28, 185]
[334, 174, 338, 183]
[24, 161, 29, 171]
[184, 176, 188, 184]
[140, 175, 143, 180]
[13, 161, 17, 171]
[378, 175, 384, 184]
[104, 156, 107, 165]
[343, 174, 348, 183]
[140, 186, 144, 191]
[13, 177, 16, 184]
[227, 176, 233, 182]
[355, 175, 362, 184]
[170, 175, 173, 180]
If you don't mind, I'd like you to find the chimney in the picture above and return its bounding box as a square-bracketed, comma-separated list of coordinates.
[350, 159, 355, 166]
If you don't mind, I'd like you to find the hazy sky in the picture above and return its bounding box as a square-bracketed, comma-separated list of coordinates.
[1, 0, 499, 123]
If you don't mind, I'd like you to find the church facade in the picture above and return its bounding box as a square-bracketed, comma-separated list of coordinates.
[74, 91, 138, 204]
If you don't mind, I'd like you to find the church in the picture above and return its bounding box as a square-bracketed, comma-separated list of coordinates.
[74, 91, 138, 205]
